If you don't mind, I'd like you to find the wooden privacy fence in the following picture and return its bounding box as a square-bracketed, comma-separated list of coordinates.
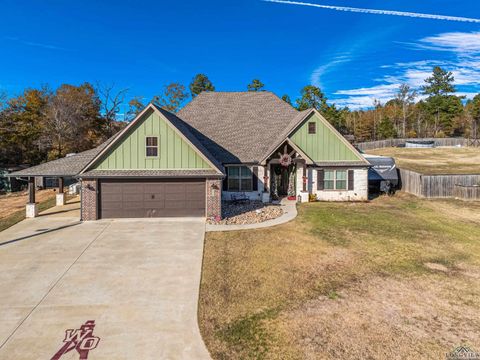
[398, 168, 480, 200]
[357, 138, 468, 151]
[453, 185, 480, 201]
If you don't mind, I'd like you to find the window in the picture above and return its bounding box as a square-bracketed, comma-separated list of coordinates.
[146, 136, 158, 157]
[308, 122, 316, 134]
[227, 166, 252, 191]
[324, 170, 335, 190]
[324, 170, 347, 190]
[335, 170, 347, 190]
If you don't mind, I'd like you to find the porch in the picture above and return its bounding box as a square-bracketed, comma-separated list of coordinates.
[261, 140, 311, 203]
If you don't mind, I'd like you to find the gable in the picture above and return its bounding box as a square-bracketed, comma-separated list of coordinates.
[289, 112, 363, 162]
[94, 109, 212, 170]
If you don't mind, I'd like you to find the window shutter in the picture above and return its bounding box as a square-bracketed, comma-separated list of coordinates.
[252, 166, 258, 191]
[348, 170, 354, 190]
[317, 169, 324, 190]
[223, 170, 228, 191]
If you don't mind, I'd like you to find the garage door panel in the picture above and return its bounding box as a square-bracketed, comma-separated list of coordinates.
[186, 191, 204, 201]
[102, 193, 123, 202]
[102, 184, 123, 194]
[123, 201, 144, 210]
[144, 184, 165, 193]
[144, 193, 165, 201]
[165, 200, 186, 209]
[165, 184, 185, 193]
[165, 192, 187, 201]
[144, 200, 165, 208]
[100, 179, 205, 218]
[186, 200, 204, 209]
[123, 193, 144, 202]
[122, 184, 141, 193]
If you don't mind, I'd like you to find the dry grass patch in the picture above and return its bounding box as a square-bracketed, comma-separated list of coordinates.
[199, 194, 480, 359]
[367, 147, 480, 174]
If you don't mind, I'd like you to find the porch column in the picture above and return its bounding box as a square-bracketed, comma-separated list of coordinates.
[263, 165, 269, 192]
[56, 177, 66, 206]
[26, 177, 38, 218]
[302, 161, 307, 192]
[262, 164, 270, 203]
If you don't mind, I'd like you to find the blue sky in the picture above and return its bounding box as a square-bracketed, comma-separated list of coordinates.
[1, 0, 479, 111]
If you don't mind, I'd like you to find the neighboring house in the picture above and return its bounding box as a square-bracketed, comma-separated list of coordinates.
[9, 92, 370, 220]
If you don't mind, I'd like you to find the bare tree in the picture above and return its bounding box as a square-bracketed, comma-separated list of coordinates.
[372, 99, 382, 140]
[97, 83, 129, 137]
[395, 84, 417, 137]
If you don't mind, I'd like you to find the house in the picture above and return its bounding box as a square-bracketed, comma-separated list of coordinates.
[8, 92, 370, 220]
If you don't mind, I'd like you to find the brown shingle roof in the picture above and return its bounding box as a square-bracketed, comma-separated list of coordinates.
[7, 135, 119, 177]
[178, 91, 299, 163]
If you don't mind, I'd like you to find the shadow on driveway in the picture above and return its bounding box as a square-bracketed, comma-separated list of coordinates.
[0, 222, 81, 247]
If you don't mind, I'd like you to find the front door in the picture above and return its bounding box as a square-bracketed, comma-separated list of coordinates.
[271, 164, 296, 198]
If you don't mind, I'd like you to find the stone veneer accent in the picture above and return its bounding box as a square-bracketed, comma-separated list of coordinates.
[206, 179, 222, 218]
[81, 179, 98, 221]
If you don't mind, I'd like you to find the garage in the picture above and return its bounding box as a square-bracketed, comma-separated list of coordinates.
[99, 179, 206, 218]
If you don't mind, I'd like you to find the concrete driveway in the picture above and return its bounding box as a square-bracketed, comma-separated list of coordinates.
[0, 207, 210, 359]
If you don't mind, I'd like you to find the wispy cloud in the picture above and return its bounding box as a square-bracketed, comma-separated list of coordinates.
[264, 0, 480, 23]
[331, 31, 480, 109]
[4, 36, 70, 51]
[310, 55, 350, 88]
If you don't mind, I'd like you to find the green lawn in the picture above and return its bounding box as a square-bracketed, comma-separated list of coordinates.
[199, 194, 480, 359]
[0, 196, 57, 232]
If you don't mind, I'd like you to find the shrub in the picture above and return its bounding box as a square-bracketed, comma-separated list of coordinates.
[406, 130, 417, 138]
[436, 130, 446, 138]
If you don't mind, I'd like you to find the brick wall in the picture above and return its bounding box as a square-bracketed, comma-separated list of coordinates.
[81, 179, 98, 221]
[206, 178, 222, 218]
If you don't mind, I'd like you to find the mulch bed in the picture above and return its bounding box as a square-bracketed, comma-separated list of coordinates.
[207, 201, 283, 225]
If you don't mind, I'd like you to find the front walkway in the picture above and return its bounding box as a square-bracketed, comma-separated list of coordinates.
[0, 211, 210, 359]
[206, 198, 297, 232]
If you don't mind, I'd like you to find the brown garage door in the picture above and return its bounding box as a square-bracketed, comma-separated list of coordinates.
[100, 179, 205, 218]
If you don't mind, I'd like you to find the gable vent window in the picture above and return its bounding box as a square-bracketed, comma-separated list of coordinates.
[146, 136, 158, 157]
[308, 122, 316, 134]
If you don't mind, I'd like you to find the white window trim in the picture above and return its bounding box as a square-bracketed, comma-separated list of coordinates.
[323, 169, 348, 191]
[226, 165, 253, 192]
[145, 136, 159, 158]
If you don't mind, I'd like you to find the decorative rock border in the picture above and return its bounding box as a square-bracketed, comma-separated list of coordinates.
[205, 199, 297, 232]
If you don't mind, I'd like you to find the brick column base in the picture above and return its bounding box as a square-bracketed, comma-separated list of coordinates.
[206, 179, 222, 219]
[81, 179, 98, 221]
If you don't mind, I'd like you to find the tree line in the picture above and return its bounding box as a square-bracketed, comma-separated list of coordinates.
[1, 67, 479, 168]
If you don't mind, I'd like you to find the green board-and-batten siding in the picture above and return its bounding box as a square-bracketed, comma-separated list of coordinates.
[94, 110, 212, 170]
[289, 113, 362, 162]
